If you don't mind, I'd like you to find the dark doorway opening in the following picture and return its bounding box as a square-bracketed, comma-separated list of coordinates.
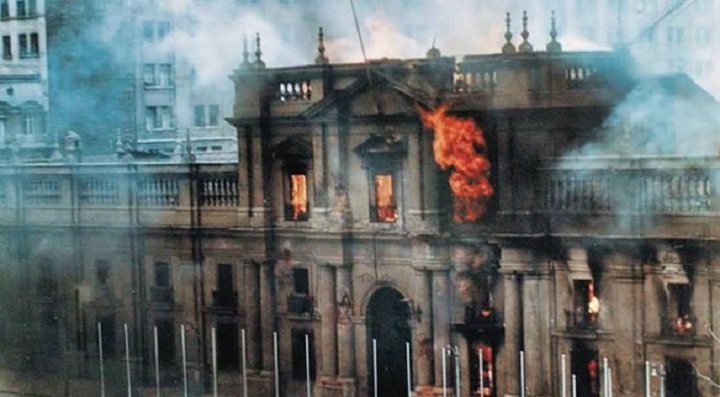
[666, 358, 696, 397]
[571, 343, 599, 397]
[469, 342, 496, 397]
[216, 323, 239, 370]
[366, 287, 411, 397]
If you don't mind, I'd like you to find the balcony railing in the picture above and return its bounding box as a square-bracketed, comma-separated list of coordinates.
[150, 287, 174, 305]
[565, 309, 599, 332]
[212, 289, 238, 311]
[288, 294, 313, 314]
[540, 159, 714, 215]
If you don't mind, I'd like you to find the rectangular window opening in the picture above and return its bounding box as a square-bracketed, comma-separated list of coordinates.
[292, 268, 309, 295]
[155, 261, 170, 287]
[374, 174, 397, 223]
[290, 173, 308, 221]
[2, 36, 10, 59]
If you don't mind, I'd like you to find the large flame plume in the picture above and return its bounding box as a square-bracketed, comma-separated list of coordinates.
[420, 105, 493, 223]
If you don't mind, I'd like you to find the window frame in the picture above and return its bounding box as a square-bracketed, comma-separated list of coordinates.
[369, 169, 398, 223]
[146, 106, 175, 131]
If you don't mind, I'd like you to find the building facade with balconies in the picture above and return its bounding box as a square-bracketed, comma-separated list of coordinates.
[0, 22, 719, 397]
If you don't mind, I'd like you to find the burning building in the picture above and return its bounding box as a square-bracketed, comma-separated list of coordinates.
[0, 12, 719, 397]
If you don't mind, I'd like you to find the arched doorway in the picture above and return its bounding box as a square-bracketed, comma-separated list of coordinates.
[367, 287, 411, 397]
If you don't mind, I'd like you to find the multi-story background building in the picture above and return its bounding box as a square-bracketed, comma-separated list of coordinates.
[0, 0, 51, 159]
[0, 17, 719, 397]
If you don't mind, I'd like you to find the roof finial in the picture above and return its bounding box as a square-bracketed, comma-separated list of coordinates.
[426, 36, 441, 58]
[316, 26, 329, 65]
[242, 34, 250, 65]
[502, 12, 517, 54]
[254, 32, 265, 68]
[518, 10, 534, 53]
[546, 10, 562, 53]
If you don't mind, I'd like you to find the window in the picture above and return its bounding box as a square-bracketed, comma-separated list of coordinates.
[2, 36, 10, 59]
[208, 105, 220, 126]
[156, 321, 175, 366]
[23, 114, 40, 134]
[217, 264, 233, 292]
[194, 105, 205, 127]
[210, 145, 222, 152]
[27, 0, 35, 15]
[667, 27, 684, 44]
[667, 283, 692, 334]
[1, 0, 8, 18]
[19, 33, 39, 58]
[0, 118, 6, 143]
[157, 21, 170, 39]
[696, 27, 711, 44]
[96, 260, 109, 285]
[293, 268, 309, 295]
[194, 105, 221, 127]
[155, 261, 170, 287]
[143, 64, 173, 87]
[16, 0, 24, 16]
[146, 106, 174, 131]
[291, 330, 316, 380]
[143, 22, 154, 41]
[143, 21, 171, 42]
[287, 172, 308, 221]
[372, 173, 397, 223]
[571, 280, 600, 329]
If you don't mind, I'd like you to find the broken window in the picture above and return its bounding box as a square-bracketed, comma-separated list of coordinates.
[571, 280, 600, 329]
[285, 168, 309, 221]
[372, 173, 397, 223]
[667, 283, 692, 335]
[291, 330, 316, 380]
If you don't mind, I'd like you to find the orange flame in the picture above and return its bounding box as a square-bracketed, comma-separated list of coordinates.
[290, 174, 308, 220]
[420, 105, 494, 223]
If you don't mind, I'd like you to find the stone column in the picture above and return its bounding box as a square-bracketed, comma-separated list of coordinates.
[496, 247, 532, 397]
[244, 260, 261, 370]
[336, 265, 355, 378]
[432, 269, 451, 389]
[414, 269, 434, 392]
[522, 272, 552, 396]
[319, 264, 337, 377]
[260, 260, 276, 372]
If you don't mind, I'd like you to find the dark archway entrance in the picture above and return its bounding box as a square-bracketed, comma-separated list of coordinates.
[367, 287, 411, 397]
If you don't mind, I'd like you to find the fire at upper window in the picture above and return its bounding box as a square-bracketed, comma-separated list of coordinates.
[420, 105, 493, 223]
[290, 173, 308, 221]
[374, 174, 397, 223]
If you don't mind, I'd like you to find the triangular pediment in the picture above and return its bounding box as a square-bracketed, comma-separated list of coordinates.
[301, 71, 431, 119]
